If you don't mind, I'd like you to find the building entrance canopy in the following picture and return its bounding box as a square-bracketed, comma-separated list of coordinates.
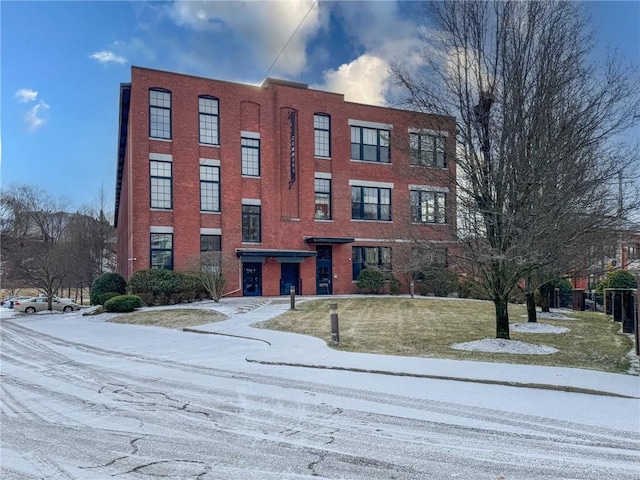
[236, 248, 317, 263]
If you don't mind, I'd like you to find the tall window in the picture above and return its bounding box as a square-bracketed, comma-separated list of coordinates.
[199, 96, 219, 145]
[351, 126, 390, 163]
[629, 246, 638, 260]
[242, 205, 261, 243]
[241, 137, 260, 176]
[351, 186, 391, 221]
[411, 190, 446, 223]
[314, 178, 331, 220]
[200, 234, 222, 273]
[410, 133, 446, 168]
[149, 89, 171, 139]
[150, 160, 172, 209]
[314, 114, 331, 157]
[200, 165, 220, 212]
[352, 246, 392, 280]
[150, 233, 173, 269]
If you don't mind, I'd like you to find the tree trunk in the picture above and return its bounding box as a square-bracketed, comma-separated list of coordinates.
[526, 292, 537, 323]
[494, 297, 510, 339]
[540, 287, 551, 313]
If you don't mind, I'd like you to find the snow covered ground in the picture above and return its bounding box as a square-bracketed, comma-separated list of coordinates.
[1, 300, 638, 479]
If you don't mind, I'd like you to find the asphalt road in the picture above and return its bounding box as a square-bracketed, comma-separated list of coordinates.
[1, 316, 638, 479]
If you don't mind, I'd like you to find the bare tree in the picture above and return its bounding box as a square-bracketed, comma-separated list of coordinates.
[392, 1, 640, 338]
[1, 184, 75, 309]
[186, 251, 236, 302]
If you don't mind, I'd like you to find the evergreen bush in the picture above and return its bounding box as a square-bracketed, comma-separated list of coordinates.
[127, 269, 205, 305]
[90, 273, 127, 305]
[356, 268, 386, 294]
[104, 295, 143, 313]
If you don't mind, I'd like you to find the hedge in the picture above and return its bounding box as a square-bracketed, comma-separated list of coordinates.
[127, 269, 205, 305]
[90, 272, 127, 305]
[104, 295, 143, 313]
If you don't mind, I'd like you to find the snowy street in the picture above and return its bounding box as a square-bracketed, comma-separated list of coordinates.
[1, 303, 639, 479]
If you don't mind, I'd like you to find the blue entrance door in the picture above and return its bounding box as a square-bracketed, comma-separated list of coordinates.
[280, 263, 299, 295]
[242, 263, 262, 296]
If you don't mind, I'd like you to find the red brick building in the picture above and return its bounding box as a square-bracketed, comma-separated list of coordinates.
[115, 67, 456, 296]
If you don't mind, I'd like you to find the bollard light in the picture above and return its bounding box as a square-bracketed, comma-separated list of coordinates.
[330, 302, 339, 345]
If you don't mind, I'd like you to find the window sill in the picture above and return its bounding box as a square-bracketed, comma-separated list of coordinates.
[411, 221, 448, 225]
[149, 137, 172, 143]
[201, 211, 221, 215]
[351, 219, 393, 223]
[350, 159, 392, 165]
[241, 242, 262, 245]
[314, 219, 334, 222]
[199, 143, 221, 148]
[150, 208, 173, 212]
[315, 156, 331, 160]
[241, 175, 261, 179]
[410, 164, 447, 169]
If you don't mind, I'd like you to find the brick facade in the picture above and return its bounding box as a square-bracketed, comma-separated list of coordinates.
[115, 66, 457, 297]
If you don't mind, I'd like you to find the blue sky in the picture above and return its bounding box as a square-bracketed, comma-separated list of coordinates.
[2, 1, 639, 213]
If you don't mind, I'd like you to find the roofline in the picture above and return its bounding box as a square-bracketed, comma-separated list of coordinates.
[114, 82, 131, 228]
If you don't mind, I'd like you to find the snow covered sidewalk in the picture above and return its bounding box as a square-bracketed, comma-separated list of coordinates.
[186, 297, 640, 399]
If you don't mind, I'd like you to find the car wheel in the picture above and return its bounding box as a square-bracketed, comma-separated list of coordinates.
[63, 305, 73, 312]
[25, 307, 36, 314]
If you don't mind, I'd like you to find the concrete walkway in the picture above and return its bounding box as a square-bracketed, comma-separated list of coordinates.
[185, 296, 640, 399]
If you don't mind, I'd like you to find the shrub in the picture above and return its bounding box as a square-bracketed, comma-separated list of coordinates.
[596, 270, 637, 292]
[389, 276, 402, 295]
[90, 272, 127, 305]
[417, 266, 459, 297]
[127, 269, 205, 305]
[104, 295, 143, 313]
[356, 268, 386, 294]
[96, 291, 122, 306]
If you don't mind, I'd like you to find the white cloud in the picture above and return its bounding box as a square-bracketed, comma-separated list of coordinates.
[15, 89, 38, 103]
[25, 101, 49, 131]
[90, 50, 127, 65]
[169, 0, 325, 77]
[319, 54, 391, 106]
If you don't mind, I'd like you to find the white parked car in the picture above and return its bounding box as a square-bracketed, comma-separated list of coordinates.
[13, 297, 82, 314]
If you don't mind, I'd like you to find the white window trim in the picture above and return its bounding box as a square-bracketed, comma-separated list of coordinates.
[241, 131, 260, 139]
[200, 228, 222, 235]
[242, 198, 261, 206]
[409, 184, 449, 193]
[349, 119, 393, 130]
[149, 153, 173, 162]
[408, 127, 449, 137]
[150, 226, 174, 234]
[199, 158, 221, 167]
[349, 179, 394, 189]
[315, 172, 332, 179]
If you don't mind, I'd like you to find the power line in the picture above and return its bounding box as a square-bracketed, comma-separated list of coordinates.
[263, 0, 318, 80]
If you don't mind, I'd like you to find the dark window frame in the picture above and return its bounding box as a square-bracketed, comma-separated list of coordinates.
[410, 190, 447, 224]
[352, 246, 392, 280]
[241, 137, 260, 177]
[199, 95, 220, 145]
[242, 205, 261, 243]
[199, 165, 220, 212]
[149, 88, 172, 140]
[314, 113, 331, 158]
[200, 234, 222, 252]
[410, 132, 446, 168]
[150, 160, 172, 210]
[350, 126, 390, 163]
[150, 233, 173, 270]
[314, 178, 331, 220]
[351, 186, 392, 221]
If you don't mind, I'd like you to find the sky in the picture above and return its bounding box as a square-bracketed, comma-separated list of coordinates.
[2, 1, 639, 213]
